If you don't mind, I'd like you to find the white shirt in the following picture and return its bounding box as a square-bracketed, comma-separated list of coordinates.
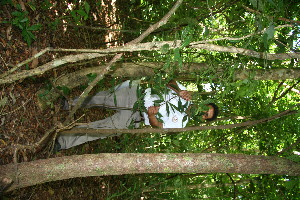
[143, 82, 191, 128]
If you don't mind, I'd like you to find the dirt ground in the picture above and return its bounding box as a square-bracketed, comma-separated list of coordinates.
[0, 1, 137, 199]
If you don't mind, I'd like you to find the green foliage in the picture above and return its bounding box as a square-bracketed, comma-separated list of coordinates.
[56, 86, 71, 95]
[86, 73, 97, 82]
[68, 1, 91, 25]
[98, 0, 300, 198]
[6, 4, 42, 46]
[4, 0, 298, 199]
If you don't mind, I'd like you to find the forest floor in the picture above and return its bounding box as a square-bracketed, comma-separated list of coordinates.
[0, 1, 142, 199]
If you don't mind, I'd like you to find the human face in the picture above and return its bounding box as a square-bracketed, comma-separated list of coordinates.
[202, 105, 215, 120]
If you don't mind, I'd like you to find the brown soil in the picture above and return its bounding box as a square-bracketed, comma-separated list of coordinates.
[0, 1, 136, 199]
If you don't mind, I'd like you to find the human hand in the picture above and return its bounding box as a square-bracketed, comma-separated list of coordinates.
[147, 106, 160, 115]
[179, 90, 192, 101]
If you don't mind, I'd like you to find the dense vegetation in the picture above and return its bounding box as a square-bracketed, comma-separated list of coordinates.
[0, 0, 299, 199]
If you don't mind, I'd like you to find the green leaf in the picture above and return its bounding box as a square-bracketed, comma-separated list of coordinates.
[0, 0, 13, 6]
[286, 155, 300, 163]
[0, 96, 8, 107]
[183, 114, 188, 122]
[62, 86, 70, 95]
[132, 100, 139, 112]
[77, 10, 87, 17]
[84, 2, 90, 14]
[174, 48, 181, 60]
[27, 24, 42, 31]
[174, 48, 182, 68]
[160, 44, 170, 54]
[203, 26, 209, 38]
[20, 18, 29, 23]
[181, 37, 191, 48]
[156, 112, 164, 123]
[22, 30, 32, 45]
[169, 103, 180, 112]
[12, 11, 23, 17]
[153, 99, 163, 105]
[284, 179, 298, 190]
[249, 0, 258, 8]
[27, 30, 36, 39]
[265, 24, 275, 40]
[151, 88, 164, 102]
[166, 102, 170, 116]
[173, 139, 180, 146]
[178, 98, 183, 112]
[86, 73, 97, 82]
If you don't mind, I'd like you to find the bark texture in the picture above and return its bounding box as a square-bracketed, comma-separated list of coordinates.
[1, 153, 299, 192]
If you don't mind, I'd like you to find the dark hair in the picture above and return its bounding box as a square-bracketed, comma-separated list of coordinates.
[205, 103, 219, 121]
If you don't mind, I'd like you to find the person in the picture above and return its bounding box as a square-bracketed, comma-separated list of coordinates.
[56, 80, 218, 150]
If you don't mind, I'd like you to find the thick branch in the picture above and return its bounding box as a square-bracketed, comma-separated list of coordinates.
[189, 43, 300, 60]
[60, 105, 299, 135]
[1, 153, 299, 192]
[1, 42, 299, 85]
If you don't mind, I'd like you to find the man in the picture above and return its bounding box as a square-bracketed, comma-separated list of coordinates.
[56, 80, 218, 150]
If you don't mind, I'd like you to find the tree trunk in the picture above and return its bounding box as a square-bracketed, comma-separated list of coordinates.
[0, 153, 299, 192]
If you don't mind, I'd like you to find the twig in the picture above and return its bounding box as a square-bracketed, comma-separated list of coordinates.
[277, 138, 300, 155]
[0, 98, 32, 116]
[0, 47, 52, 78]
[283, 83, 300, 94]
[242, 5, 300, 25]
[270, 80, 300, 104]
[189, 42, 300, 60]
[226, 173, 237, 200]
[194, 24, 294, 44]
[270, 81, 285, 104]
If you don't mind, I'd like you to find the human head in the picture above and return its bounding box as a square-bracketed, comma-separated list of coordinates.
[202, 103, 219, 121]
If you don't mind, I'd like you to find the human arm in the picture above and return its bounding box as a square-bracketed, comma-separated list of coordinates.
[167, 80, 192, 101]
[147, 106, 163, 128]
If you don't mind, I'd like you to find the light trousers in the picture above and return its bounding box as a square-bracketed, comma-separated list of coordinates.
[57, 81, 141, 149]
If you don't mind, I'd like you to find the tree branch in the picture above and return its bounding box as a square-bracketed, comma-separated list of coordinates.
[270, 80, 300, 104]
[189, 43, 300, 60]
[1, 153, 299, 192]
[242, 5, 300, 25]
[195, 24, 294, 44]
[277, 138, 300, 155]
[60, 104, 299, 136]
[1, 40, 299, 85]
